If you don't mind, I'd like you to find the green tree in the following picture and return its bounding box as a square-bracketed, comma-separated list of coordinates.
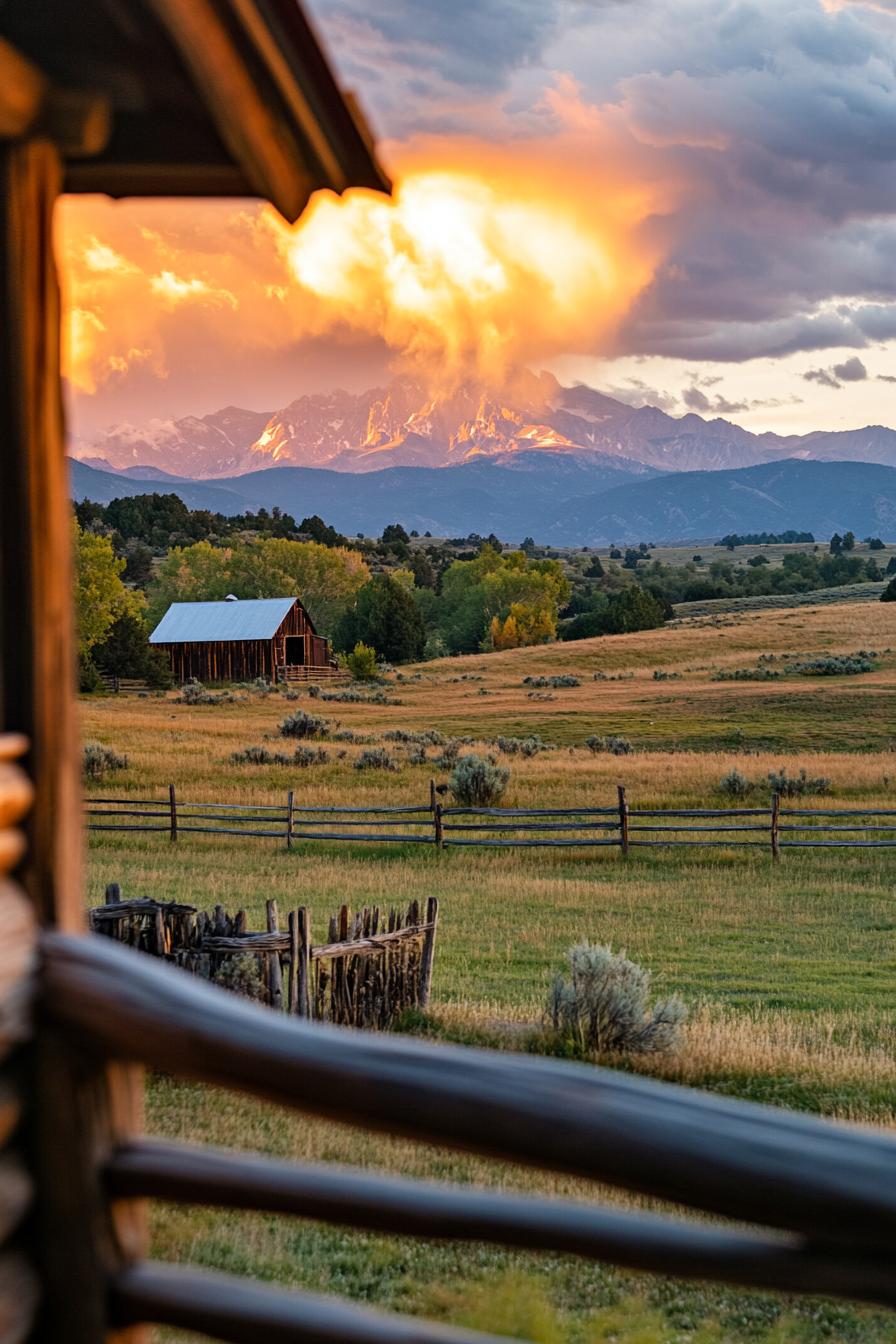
[829, 533, 843, 554]
[345, 642, 378, 680]
[335, 575, 425, 663]
[881, 577, 896, 602]
[74, 522, 142, 660]
[436, 545, 570, 654]
[842, 530, 856, 551]
[147, 538, 369, 632]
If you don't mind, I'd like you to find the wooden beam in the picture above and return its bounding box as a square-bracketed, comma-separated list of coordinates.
[144, 0, 314, 220]
[0, 39, 46, 139]
[0, 38, 110, 156]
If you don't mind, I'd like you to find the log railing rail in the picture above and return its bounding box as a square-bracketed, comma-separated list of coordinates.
[36, 929, 896, 1342]
[85, 785, 896, 860]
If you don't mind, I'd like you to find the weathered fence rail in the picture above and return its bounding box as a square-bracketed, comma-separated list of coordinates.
[88, 886, 438, 1027]
[85, 784, 896, 860]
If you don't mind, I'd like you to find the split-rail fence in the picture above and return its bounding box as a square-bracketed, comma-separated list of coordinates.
[85, 782, 896, 861]
[89, 886, 438, 1028]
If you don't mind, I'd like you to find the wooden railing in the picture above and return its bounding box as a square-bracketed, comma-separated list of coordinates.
[37, 930, 896, 1343]
[85, 785, 896, 860]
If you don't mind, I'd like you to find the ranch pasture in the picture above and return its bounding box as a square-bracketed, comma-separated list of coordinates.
[81, 600, 896, 1343]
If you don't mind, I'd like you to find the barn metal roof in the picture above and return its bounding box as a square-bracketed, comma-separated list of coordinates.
[149, 597, 298, 644]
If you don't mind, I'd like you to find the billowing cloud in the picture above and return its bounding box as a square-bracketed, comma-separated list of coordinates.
[60, 0, 896, 434]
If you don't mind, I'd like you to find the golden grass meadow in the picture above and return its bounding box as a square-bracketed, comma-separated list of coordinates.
[82, 600, 896, 1343]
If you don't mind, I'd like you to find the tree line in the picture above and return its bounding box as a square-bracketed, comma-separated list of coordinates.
[74, 493, 892, 686]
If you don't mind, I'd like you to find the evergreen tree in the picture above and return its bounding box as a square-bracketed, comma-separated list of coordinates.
[335, 574, 425, 663]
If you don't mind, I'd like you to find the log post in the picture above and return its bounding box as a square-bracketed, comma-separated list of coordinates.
[285, 789, 294, 850]
[266, 899, 283, 1011]
[168, 783, 178, 843]
[428, 777, 436, 812]
[771, 793, 781, 862]
[434, 802, 444, 849]
[297, 907, 311, 1019]
[419, 896, 439, 1008]
[617, 785, 629, 858]
[287, 910, 299, 1014]
[105, 882, 121, 905]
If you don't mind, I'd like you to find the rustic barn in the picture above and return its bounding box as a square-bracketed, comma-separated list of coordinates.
[149, 596, 337, 682]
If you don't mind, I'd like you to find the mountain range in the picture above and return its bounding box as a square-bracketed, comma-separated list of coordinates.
[74, 371, 896, 480]
[69, 374, 896, 543]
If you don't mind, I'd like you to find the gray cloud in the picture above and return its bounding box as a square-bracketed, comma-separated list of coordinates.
[832, 356, 868, 381]
[803, 355, 868, 388]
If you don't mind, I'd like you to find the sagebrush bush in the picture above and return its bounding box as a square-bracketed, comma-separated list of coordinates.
[718, 768, 753, 798]
[385, 728, 446, 747]
[493, 735, 550, 757]
[212, 954, 266, 1001]
[523, 674, 580, 688]
[354, 747, 399, 772]
[449, 754, 509, 806]
[767, 767, 830, 797]
[278, 709, 332, 739]
[585, 734, 632, 755]
[545, 943, 686, 1056]
[312, 686, 401, 705]
[230, 744, 328, 766]
[177, 678, 235, 704]
[83, 741, 128, 780]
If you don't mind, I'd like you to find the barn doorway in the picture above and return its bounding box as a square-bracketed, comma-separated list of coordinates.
[285, 636, 304, 665]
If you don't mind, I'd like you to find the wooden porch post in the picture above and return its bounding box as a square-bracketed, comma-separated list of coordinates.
[0, 137, 148, 1343]
[0, 138, 81, 930]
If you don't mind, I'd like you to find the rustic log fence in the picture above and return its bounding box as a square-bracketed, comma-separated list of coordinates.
[88, 885, 438, 1027]
[85, 784, 896, 859]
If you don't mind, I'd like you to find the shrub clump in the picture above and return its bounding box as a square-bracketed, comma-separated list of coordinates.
[493, 735, 550, 757]
[83, 741, 128, 781]
[230, 744, 328, 766]
[212, 954, 266, 1001]
[345, 642, 379, 681]
[523, 674, 580, 688]
[545, 943, 686, 1056]
[384, 728, 446, 747]
[278, 709, 332, 739]
[652, 669, 682, 681]
[767, 767, 831, 797]
[448, 753, 510, 807]
[310, 685, 401, 705]
[718, 768, 753, 798]
[354, 747, 399, 772]
[177, 678, 235, 704]
[585, 734, 632, 756]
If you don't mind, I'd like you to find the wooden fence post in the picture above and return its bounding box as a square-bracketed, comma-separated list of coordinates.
[169, 782, 178, 843]
[285, 789, 294, 850]
[287, 910, 298, 1014]
[266, 899, 283, 1011]
[617, 785, 629, 858]
[105, 882, 121, 904]
[434, 802, 444, 848]
[419, 896, 439, 1008]
[771, 793, 781, 862]
[296, 907, 311, 1019]
[429, 778, 436, 812]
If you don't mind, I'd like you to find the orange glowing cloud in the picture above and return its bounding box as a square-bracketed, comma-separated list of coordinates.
[59, 78, 682, 404]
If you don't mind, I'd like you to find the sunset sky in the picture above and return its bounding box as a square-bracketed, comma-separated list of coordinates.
[61, 0, 896, 439]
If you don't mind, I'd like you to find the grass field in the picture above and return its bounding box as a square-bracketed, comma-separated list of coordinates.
[81, 600, 896, 1343]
